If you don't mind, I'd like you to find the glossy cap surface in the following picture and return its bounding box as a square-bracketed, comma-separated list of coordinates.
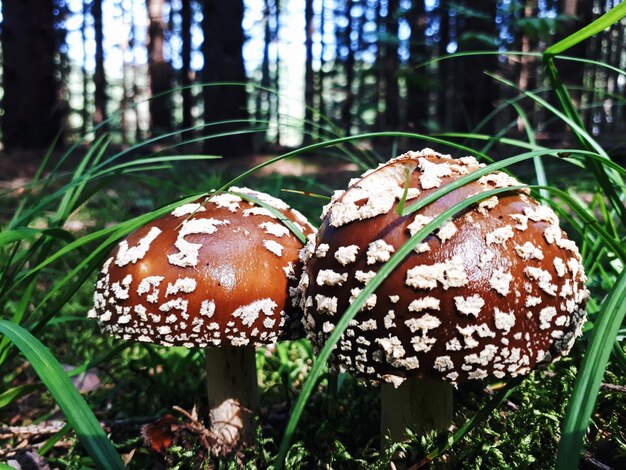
[300, 150, 588, 386]
[89, 187, 314, 347]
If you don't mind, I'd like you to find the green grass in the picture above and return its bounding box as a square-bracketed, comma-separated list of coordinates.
[0, 320, 124, 469]
[1, 5, 626, 468]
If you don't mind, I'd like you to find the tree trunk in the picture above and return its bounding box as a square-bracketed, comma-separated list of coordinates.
[147, 0, 173, 135]
[318, 1, 327, 122]
[272, 0, 281, 144]
[181, 0, 193, 130]
[436, 4, 450, 130]
[200, 0, 251, 157]
[256, 0, 271, 126]
[303, 0, 315, 142]
[130, 3, 143, 142]
[342, 0, 355, 135]
[517, 1, 537, 93]
[456, 0, 498, 132]
[406, 0, 428, 131]
[120, 0, 129, 145]
[1, 0, 63, 149]
[384, 0, 400, 132]
[93, 0, 107, 128]
[81, 0, 90, 136]
[377, 0, 400, 133]
[554, 0, 590, 121]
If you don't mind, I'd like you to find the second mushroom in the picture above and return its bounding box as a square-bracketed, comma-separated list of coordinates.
[299, 149, 589, 447]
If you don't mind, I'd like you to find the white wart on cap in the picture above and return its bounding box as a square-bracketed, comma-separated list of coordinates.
[89, 187, 314, 347]
[300, 149, 589, 386]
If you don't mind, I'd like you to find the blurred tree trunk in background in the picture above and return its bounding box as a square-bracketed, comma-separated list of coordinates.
[554, 0, 592, 127]
[93, 0, 108, 128]
[353, 1, 365, 133]
[120, 0, 129, 144]
[272, 0, 281, 144]
[131, 4, 143, 142]
[1, 0, 63, 149]
[304, 0, 315, 142]
[181, 0, 193, 130]
[201, 0, 251, 156]
[147, 0, 173, 135]
[384, 0, 399, 132]
[318, 1, 327, 123]
[456, 0, 498, 132]
[437, 3, 450, 130]
[255, 0, 271, 128]
[406, 0, 428, 131]
[341, 0, 355, 135]
[517, 1, 538, 94]
[377, 0, 400, 134]
[0, 0, 622, 152]
[81, 0, 90, 136]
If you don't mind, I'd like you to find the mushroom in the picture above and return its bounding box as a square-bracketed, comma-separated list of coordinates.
[299, 149, 589, 446]
[88, 187, 314, 456]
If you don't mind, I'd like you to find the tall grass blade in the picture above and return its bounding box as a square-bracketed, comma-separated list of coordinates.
[280, 189, 332, 201]
[485, 73, 609, 158]
[489, 72, 626, 225]
[0, 320, 124, 469]
[544, 3, 626, 56]
[228, 190, 308, 243]
[400, 149, 612, 217]
[216, 131, 496, 196]
[0, 228, 40, 248]
[416, 50, 626, 79]
[510, 102, 548, 199]
[0, 384, 41, 409]
[556, 269, 626, 469]
[54, 134, 111, 224]
[0, 342, 130, 409]
[39, 423, 71, 456]
[6, 194, 203, 298]
[9, 135, 60, 227]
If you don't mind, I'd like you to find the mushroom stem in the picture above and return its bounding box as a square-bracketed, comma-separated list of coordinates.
[381, 378, 453, 447]
[205, 344, 259, 456]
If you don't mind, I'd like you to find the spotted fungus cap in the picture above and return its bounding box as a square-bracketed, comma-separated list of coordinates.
[89, 187, 315, 347]
[300, 149, 589, 387]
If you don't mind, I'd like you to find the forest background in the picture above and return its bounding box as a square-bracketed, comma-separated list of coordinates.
[1, 0, 625, 160]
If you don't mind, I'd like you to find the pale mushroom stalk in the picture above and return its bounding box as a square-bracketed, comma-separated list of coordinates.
[380, 378, 452, 446]
[205, 345, 259, 454]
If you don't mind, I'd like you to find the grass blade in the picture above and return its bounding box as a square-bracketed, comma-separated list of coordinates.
[510, 102, 548, 199]
[485, 73, 609, 158]
[0, 228, 41, 248]
[544, 3, 626, 57]
[228, 190, 309, 243]
[0, 384, 41, 408]
[53, 134, 111, 224]
[556, 268, 626, 469]
[0, 320, 124, 469]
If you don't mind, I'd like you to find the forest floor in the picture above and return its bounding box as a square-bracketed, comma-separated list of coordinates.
[1, 143, 625, 468]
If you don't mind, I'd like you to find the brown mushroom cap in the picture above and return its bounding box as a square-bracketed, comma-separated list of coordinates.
[300, 149, 589, 386]
[89, 187, 314, 347]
